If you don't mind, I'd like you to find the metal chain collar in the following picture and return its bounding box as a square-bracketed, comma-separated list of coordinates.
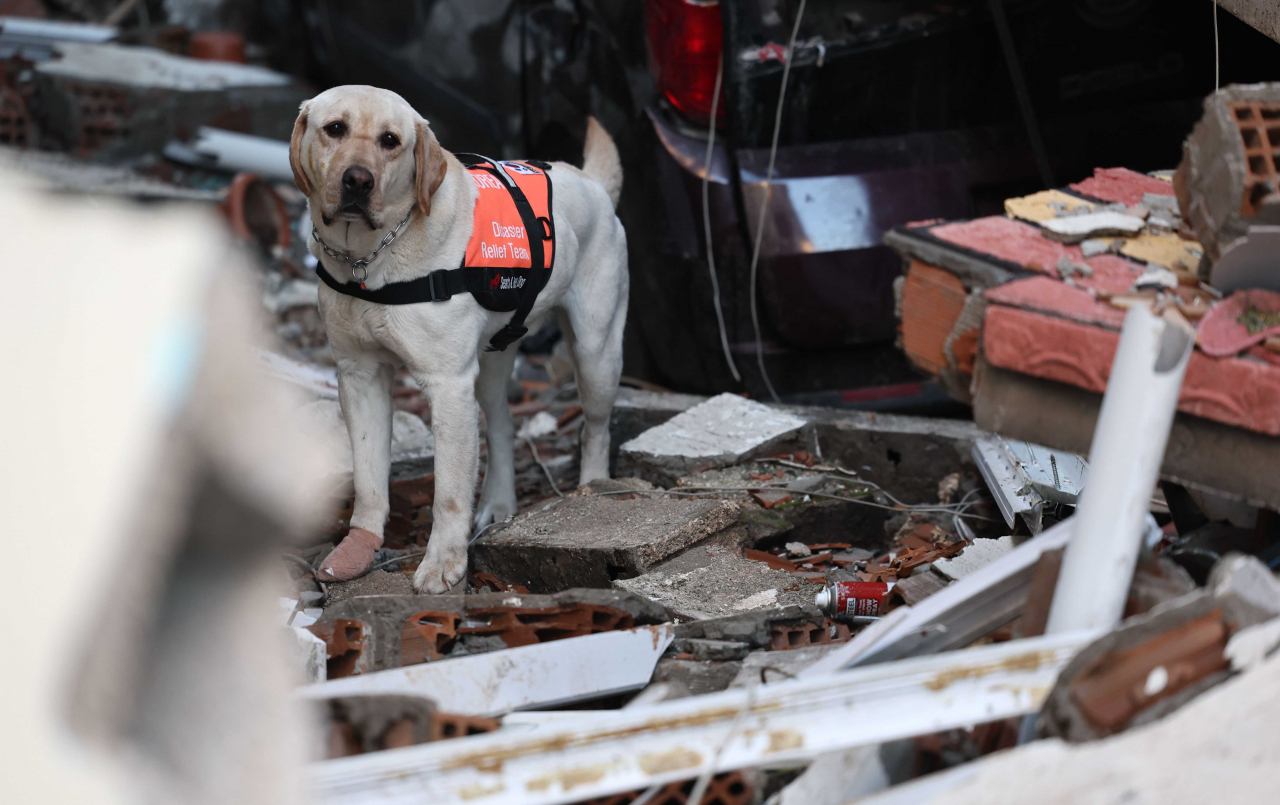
[311, 207, 414, 284]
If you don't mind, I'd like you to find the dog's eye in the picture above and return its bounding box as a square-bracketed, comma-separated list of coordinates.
[323, 121, 347, 138]
[380, 132, 400, 150]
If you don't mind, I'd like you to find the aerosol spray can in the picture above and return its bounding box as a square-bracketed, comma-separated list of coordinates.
[814, 581, 895, 622]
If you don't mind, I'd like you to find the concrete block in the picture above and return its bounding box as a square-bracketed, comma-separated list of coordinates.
[298, 399, 434, 480]
[673, 638, 752, 662]
[1175, 83, 1280, 270]
[614, 546, 823, 621]
[619, 392, 808, 483]
[673, 604, 824, 648]
[32, 42, 305, 160]
[651, 658, 743, 696]
[472, 495, 744, 592]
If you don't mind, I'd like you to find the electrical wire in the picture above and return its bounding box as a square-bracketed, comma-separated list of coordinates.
[747, 0, 807, 403]
[703, 60, 742, 383]
[1213, 0, 1221, 90]
[592, 485, 998, 522]
[524, 436, 564, 497]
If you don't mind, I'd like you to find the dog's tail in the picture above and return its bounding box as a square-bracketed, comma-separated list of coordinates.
[582, 117, 622, 208]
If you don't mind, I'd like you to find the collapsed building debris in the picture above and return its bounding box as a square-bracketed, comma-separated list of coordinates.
[309, 632, 1093, 805]
[7, 13, 1279, 805]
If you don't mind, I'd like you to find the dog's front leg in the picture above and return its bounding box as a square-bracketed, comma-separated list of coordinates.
[316, 357, 394, 582]
[474, 347, 520, 529]
[413, 366, 479, 593]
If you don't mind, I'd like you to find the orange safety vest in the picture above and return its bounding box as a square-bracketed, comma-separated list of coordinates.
[464, 160, 555, 276]
[313, 154, 556, 352]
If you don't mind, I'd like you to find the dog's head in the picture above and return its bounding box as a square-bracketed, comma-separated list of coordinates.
[289, 85, 447, 230]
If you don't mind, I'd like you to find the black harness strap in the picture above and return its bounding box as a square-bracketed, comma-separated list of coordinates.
[315, 261, 469, 304]
[314, 155, 555, 353]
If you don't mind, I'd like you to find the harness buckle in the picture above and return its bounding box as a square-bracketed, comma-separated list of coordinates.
[427, 270, 452, 302]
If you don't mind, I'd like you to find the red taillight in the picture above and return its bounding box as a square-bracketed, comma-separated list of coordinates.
[645, 0, 724, 128]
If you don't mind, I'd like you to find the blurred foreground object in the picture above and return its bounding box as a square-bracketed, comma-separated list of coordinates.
[0, 169, 332, 805]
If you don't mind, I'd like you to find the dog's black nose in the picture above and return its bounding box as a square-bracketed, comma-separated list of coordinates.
[342, 166, 374, 196]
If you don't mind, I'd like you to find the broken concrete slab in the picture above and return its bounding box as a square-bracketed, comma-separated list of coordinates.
[320, 588, 668, 672]
[1041, 211, 1146, 243]
[608, 387, 706, 465]
[298, 400, 434, 480]
[614, 546, 823, 621]
[730, 643, 846, 687]
[650, 658, 743, 696]
[619, 392, 808, 483]
[672, 638, 752, 662]
[471, 493, 742, 592]
[934, 537, 1015, 581]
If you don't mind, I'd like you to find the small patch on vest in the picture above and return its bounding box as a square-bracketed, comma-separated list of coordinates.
[489, 275, 527, 291]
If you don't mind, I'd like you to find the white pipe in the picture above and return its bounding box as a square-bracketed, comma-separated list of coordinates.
[0, 17, 117, 42]
[1045, 305, 1194, 634]
[166, 127, 293, 182]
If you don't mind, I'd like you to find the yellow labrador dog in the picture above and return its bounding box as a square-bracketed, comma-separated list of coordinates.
[290, 85, 627, 593]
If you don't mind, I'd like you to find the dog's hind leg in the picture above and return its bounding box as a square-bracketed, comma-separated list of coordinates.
[474, 345, 520, 530]
[316, 357, 394, 582]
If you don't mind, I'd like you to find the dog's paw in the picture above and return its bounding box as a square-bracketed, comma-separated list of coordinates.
[413, 540, 468, 594]
[473, 495, 516, 531]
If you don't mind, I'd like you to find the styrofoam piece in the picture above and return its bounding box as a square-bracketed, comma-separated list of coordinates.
[299, 625, 676, 716]
[309, 632, 1095, 805]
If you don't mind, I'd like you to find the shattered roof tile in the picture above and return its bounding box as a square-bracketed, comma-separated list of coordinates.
[1070, 167, 1175, 206]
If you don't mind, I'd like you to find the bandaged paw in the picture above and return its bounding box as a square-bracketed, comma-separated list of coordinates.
[317, 527, 382, 581]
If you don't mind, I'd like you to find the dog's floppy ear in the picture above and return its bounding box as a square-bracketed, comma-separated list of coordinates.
[414, 118, 447, 216]
[289, 101, 312, 197]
